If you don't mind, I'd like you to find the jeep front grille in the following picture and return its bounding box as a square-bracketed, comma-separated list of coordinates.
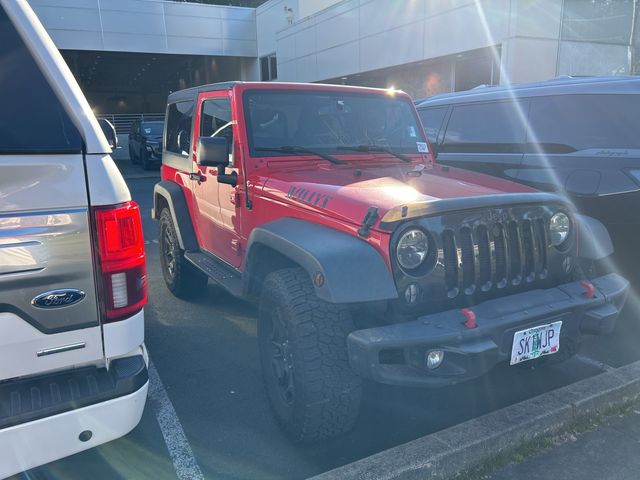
[441, 219, 549, 298]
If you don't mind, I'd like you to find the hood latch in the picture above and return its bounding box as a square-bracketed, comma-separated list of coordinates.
[358, 206, 379, 238]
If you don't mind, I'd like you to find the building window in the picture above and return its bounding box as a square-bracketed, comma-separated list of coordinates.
[260, 53, 277, 81]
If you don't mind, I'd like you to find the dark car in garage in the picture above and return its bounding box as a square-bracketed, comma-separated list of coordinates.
[129, 119, 164, 170]
[416, 76, 640, 275]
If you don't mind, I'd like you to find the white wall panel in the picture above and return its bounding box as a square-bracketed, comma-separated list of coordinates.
[299, 0, 343, 19]
[29, 0, 99, 8]
[509, 0, 562, 39]
[360, 22, 424, 72]
[315, 5, 359, 52]
[502, 37, 559, 83]
[102, 32, 166, 54]
[167, 36, 223, 56]
[28, 0, 257, 57]
[277, 59, 296, 80]
[359, 0, 424, 38]
[28, 5, 101, 31]
[423, 0, 509, 60]
[424, 0, 475, 17]
[295, 54, 317, 82]
[294, 24, 317, 58]
[164, 15, 223, 39]
[223, 38, 258, 57]
[46, 29, 104, 51]
[316, 42, 360, 79]
[100, 11, 165, 36]
[223, 19, 257, 41]
[276, 32, 296, 63]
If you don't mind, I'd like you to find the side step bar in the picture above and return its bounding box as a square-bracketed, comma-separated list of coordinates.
[184, 251, 243, 297]
[0, 355, 148, 429]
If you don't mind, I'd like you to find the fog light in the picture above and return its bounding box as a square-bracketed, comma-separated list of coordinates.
[426, 350, 444, 370]
[404, 283, 421, 304]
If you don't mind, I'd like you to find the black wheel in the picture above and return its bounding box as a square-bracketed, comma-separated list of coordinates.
[141, 149, 152, 170]
[158, 209, 207, 298]
[258, 267, 362, 443]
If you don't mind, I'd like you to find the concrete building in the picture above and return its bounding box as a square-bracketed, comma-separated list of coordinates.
[30, 0, 640, 112]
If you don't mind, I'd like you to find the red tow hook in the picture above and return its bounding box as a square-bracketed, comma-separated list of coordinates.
[461, 308, 477, 329]
[581, 281, 596, 299]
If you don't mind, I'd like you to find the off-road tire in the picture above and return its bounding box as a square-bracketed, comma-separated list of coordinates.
[158, 208, 207, 298]
[258, 267, 362, 443]
[141, 149, 152, 170]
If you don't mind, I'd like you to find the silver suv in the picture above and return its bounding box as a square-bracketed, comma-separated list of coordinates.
[0, 1, 148, 476]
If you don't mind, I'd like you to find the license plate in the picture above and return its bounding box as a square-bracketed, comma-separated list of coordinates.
[510, 321, 562, 365]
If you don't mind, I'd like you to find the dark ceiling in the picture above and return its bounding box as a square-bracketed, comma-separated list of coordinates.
[61, 50, 246, 113]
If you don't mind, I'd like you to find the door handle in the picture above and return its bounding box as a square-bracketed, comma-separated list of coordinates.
[189, 173, 206, 182]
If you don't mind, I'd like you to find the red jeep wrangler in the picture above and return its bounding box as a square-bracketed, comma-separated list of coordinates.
[152, 82, 628, 442]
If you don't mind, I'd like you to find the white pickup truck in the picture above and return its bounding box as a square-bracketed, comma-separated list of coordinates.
[0, 1, 148, 477]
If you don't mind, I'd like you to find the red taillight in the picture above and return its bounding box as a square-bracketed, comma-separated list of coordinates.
[94, 201, 147, 322]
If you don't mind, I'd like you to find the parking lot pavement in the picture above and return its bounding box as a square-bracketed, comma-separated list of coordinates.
[14, 167, 640, 480]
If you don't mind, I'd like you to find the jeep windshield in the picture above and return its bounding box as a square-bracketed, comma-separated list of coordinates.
[243, 89, 428, 159]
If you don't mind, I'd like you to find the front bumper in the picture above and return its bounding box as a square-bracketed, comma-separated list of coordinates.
[347, 274, 629, 387]
[145, 146, 162, 161]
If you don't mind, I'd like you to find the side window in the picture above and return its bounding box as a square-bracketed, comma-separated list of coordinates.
[165, 101, 194, 156]
[0, 6, 82, 154]
[201, 98, 234, 165]
[441, 101, 528, 154]
[418, 107, 448, 145]
[527, 94, 640, 153]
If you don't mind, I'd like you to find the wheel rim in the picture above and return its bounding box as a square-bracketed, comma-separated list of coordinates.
[162, 224, 177, 279]
[267, 309, 295, 405]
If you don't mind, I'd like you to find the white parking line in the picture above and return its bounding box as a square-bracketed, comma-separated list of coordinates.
[575, 354, 615, 372]
[148, 359, 204, 480]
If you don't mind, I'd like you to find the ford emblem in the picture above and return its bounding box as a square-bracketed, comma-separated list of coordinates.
[32, 289, 86, 309]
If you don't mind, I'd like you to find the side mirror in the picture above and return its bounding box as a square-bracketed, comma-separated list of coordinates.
[98, 118, 118, 148]
[197, 136, 229, 167]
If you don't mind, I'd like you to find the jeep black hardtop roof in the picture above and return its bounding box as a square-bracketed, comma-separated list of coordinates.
[416, 76, 640, 107]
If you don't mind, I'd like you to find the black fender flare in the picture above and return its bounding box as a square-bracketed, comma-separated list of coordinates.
[575, 214, 614, 260]
[245, 218, 398, 304]
[152, 181, 198, 251]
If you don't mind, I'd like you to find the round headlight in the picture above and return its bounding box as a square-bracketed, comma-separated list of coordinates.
[397, 229, 429, 270]
[550, 212, 571, 247]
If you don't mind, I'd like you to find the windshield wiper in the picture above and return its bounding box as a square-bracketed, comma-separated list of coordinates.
[337, 145, 412, 162]
[256, 146, 345, 165]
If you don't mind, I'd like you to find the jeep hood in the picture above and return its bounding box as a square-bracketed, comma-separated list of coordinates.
[261, 162, 537, 229]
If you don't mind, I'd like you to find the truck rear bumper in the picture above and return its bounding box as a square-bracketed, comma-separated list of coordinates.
[0, 354, 148, 478]
[347, 274, 629, 387]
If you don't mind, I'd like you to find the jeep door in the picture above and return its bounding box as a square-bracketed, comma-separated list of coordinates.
[435, 100, 529, 182]
[191, 90, 243, 267]
[0, 4, 104, 382]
